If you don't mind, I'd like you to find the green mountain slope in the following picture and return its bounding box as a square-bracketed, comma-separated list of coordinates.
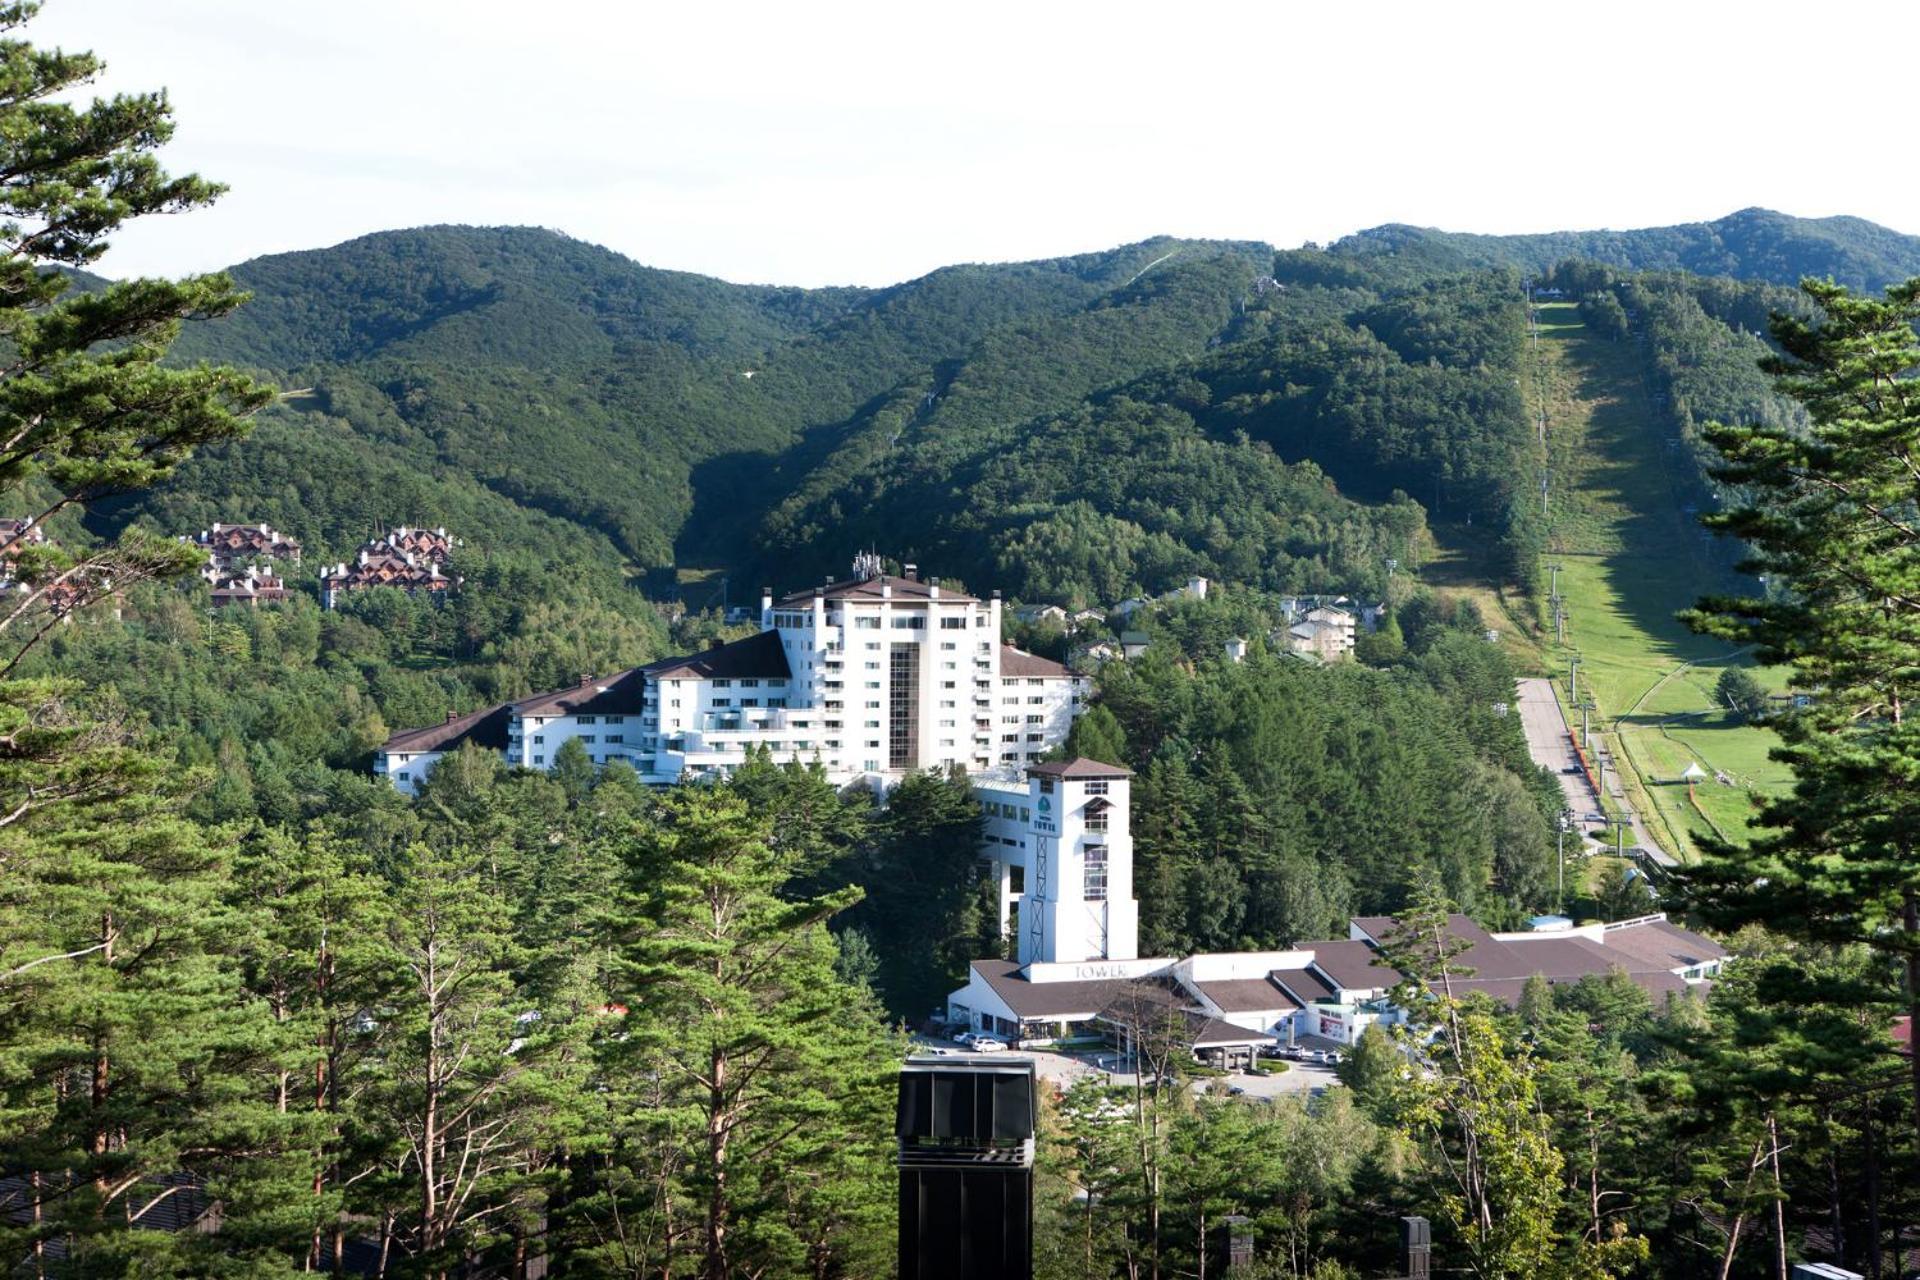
[113, 209, 1903, 609]
[1333, 207, 1920, 293]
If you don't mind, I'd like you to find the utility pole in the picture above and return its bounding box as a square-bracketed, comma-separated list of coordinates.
[1556, 813, 1571, 913]
[1569, 654, 1581, 704]
[1540, 469, 1550, 517]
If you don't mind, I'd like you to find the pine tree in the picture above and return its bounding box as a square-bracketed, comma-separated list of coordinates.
[0, 4, 268, 674]
[607, 787, 893, 1280]
[1683, 275, 1920, 1148]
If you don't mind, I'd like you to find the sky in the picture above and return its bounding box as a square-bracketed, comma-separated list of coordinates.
[30, 0, 1920, 288]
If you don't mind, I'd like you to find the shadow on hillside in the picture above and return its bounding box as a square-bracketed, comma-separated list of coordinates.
[1548, 325, 1734, 667]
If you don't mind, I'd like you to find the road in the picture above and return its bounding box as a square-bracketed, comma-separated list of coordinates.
[1515, 677, 1675, 868]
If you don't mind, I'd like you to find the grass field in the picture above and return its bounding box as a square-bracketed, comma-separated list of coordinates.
[1523, 302, 1788, 858]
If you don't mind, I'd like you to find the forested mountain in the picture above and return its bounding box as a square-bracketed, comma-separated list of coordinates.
[105, 206, 1911, 616]
[1334, 206, 1920, 293]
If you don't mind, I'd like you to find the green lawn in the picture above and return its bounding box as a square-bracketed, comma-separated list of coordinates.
[1523, 303, 1788, 859]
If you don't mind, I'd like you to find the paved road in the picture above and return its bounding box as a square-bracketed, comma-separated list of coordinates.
[1515, 678, 1674, 867]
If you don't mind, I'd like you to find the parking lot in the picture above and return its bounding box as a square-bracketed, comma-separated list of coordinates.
[911, 1036, 1344, 1101]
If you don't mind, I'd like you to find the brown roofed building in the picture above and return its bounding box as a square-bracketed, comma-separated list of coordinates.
[377, 703, 515, 792]
[320, 545, 456, 609]
[210, 566, 291, 609]
[189, 522, 302, 583]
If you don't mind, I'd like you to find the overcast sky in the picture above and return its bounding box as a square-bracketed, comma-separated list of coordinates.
[30, 0, 1920, 287]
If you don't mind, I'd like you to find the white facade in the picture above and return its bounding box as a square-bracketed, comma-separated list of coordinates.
[973, 760, 1139, 966]
[375, 560, 1090, 793]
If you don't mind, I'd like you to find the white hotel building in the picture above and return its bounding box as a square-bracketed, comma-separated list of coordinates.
[375, 560, 1090, 794]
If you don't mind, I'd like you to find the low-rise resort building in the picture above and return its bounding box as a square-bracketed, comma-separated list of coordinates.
[373, 554, 1730, 1074]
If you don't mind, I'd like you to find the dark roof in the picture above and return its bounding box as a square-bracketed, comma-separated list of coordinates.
[1600, 918, 1729, 970]
[969, 960, 1127, 1019]
[1028, 758, 1133, 781]
[645, 629, 792, 682]
[1193, 977, 1301, 1013]
[1000, 644, 1076, 678]
[515, 666, 650, 718]
[1270, 966, 1337, 1004]
[1185, 1011, 1278, 1048]
[383, 702, 513, 755]
[1305, 939, 1403, 992]
[776, 574, 978, 606]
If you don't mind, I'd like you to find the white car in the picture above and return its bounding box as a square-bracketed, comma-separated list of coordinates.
[967, 1037, 1008, 1053]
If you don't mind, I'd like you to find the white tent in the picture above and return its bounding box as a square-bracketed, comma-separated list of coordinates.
[1680, 761, 1709, 782]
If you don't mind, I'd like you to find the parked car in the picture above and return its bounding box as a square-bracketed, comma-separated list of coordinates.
[968, 1037, 1008, 1053]
[1561, 764, 1582, 775]
[953, 1030, 984, 1047]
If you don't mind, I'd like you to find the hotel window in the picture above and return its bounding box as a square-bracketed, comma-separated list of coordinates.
[533, 734, 546, 744]
[1026, 715, 1042, 724]
[866, 642, 881, 650]
[580, 735, 596, 744]
[941, 641, 957, 650]
[864, 661, 880, 670]
[1009, 864, 1025, 892]
[713, 699, 731, 708]
[1084, 846, 1108, 901]
[1085, 781, 1109, 795]
[865, 680, 880, 690]
[1037, 778, 1054, 794]
[533, 755, 545, 766]
[1003, 715, 1019, 724]
[607, 715, 625, 724]
[1026, 733, 1043, 743]
[768, 698, 788, 708]
[941, 617, 967, 629]
[866, 740, 880, 749]
[864, 759, 880, 771]
[578, 715, 597, 724]
[713, 680, 732, 688]
[866, 700, 881, 709]
[1028, 696, 1045, 705]
[770, 679, 787, 687]
[941, 680, 956, 689]
[741, 699, 759, 707]
[397, 771, 410, 781]
[865, 720, 880, 728]
[890, 616, 924, 629]
[606, 735, 624, 744]
[940, 699, 956, 708]
[939, 719, 956, 728]
[856, 617, 879, 629]
[1028, 678, 1044, 686]
[942, 661, 956, 670]
[1087, 806, 1108, 832]
[740, 678, 760, 688]
[1003, 733, 1018, 743]
[670, 699, 681, 708]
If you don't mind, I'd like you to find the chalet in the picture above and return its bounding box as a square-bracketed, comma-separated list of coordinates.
[210, 566, 291, 609]
[188, 522, 302, 583]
